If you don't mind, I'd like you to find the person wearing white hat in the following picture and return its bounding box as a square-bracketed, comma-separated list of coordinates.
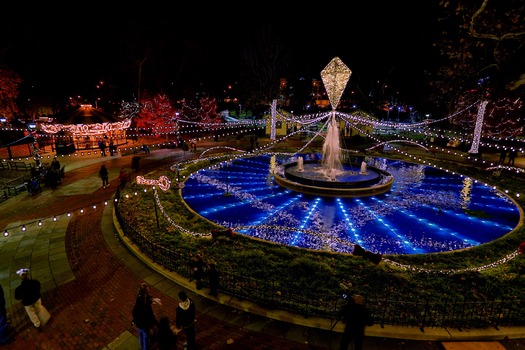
[14, 268, 49, 328]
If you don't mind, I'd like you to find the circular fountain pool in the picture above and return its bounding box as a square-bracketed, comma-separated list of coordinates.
[181, 154, 521, 255]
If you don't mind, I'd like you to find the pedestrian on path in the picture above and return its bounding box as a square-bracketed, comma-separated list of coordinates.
[190, 254, 204, 290]
[99, 164, 109, 188]
[14, 268, 50, 328]
[339, 294, 373, 350]
[508, 149, 517, 166]
[119, 168, 128, 187]
[206, 261, 219, 297]
[0, 283, 13, 345]
[175, 291, 196, 350]
[132, 283, 160, 350]
[499, 149, 506, 164]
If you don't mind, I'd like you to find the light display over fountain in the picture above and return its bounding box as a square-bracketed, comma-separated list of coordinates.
[178, 57, 521, 255]
[273, 57, 393, 197]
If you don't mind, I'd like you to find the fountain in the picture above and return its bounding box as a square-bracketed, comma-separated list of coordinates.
[179, 56, 520, 255]
[273, 57, 393, 197]
[297, 156, 304, 172]
[360, 161, 367, 175]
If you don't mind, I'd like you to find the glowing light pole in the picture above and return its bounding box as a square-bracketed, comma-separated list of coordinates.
[152, 186, 159, 228]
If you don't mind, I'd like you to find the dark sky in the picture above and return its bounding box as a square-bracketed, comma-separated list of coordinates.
[1, 2, 441, 104]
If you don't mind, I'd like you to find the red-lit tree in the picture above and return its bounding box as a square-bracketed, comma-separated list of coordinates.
[0, 66, 22, 123]
[180, 95, 224, 134]
[429, 0, 525, 137]
[136, 92, 178, 138]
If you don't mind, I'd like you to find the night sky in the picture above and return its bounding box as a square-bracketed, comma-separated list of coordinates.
[1, 2, 442, 104]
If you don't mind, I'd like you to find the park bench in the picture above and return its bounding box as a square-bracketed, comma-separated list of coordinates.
[8, 161, 35, 171]
[6, 176, 28, 195]
[0, 189, 8, 202]
[0, 162, 9, 171]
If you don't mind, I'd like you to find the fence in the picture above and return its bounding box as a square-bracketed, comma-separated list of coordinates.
[113, 191, 525, 331]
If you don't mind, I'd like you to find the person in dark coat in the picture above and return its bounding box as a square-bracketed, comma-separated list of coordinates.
[190, 254, 204, 290]
[207, 262, 219, 297]
[14, 268, 49, 328]
[508, 149, 517, 166]
[99, 164, 109, 188]
[132, 283, 159, 350]
[175, 291, 196, 350]
[339, 294, 372, 350]
[0, 283, 13, 345]
[156, 316, 178, 350]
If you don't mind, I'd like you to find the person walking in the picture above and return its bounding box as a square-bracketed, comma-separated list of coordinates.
[119, 168, 128, 187]
[190, 254, 204, 290]
[0, 283, 13, 345]
[508, 149, 517, 166]
[132, 283, 160, 350]
[175, 291, 196, 350]
[207, 262, 219, 297]
[99, 164, 109, 188]
[499, 149, 506, 164]
[98, 140, 107, 156]
[339, 294, 372, 350]
[14, 268, 50, 328]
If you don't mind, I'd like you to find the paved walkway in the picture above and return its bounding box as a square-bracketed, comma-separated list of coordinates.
[1, 144, 525, 349]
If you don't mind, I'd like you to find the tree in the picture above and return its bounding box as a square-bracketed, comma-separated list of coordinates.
[429, 0, 525, 137]
[136, 92, 178, 138]
[238, 25, 293, 111]
[180, 95, 223, 136]
[0, 66, 22, 123]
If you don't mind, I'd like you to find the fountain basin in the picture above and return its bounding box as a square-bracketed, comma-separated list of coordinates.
[274, 160, 393, 197]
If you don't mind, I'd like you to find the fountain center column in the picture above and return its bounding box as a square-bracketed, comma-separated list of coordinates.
[321, 112, 343, 180]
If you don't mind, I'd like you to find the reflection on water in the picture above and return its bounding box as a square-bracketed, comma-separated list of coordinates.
[182, 155, 520, 255]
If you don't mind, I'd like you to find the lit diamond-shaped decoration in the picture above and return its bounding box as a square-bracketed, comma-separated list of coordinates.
[321, 57, 352, 110]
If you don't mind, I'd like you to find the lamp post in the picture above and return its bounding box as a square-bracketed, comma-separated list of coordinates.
[224, 161, 232, 196]
[152, 186, 159, 228]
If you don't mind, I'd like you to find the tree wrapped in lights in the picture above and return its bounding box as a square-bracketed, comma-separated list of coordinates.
[0, 67, 23, 123]
[180, 96, 223, 136]
[430, 0, 525, 136]
[136, 92, 178, 138]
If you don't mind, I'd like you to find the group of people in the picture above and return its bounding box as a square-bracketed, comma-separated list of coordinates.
[98, 137, 117, 157]
[27, 156, 63, 193]
[132, 283, 196, 350]
[499, 148, 518, 166]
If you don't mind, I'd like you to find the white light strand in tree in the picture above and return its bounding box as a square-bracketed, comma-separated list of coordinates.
[468, 101, 488, 154]
[270, 99, 277, 140]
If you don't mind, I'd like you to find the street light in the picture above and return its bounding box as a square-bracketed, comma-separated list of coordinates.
[152, 186, 159, 228]
[224, 161, 232, 196]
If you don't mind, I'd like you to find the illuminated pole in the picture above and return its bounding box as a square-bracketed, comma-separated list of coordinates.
[224, 161, 232, 196]
[152, 186, 159, 228]
[468, 101, 488, 156]
[270, 100, 277, 140]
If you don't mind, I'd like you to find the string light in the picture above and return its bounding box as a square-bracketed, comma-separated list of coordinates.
[38, 220, 43, 226]
[4, 230, 8, 237]
[21, 225, 26, 232]
[53, 215, 57, 222]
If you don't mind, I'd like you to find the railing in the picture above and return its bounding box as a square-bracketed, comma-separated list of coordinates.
[114, 193, 525, 331]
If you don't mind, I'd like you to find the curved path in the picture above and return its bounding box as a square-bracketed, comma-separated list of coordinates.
[0, 145, 522, 349]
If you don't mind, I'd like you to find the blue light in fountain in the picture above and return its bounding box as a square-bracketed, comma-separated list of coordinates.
[181, 154, 521, 255]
